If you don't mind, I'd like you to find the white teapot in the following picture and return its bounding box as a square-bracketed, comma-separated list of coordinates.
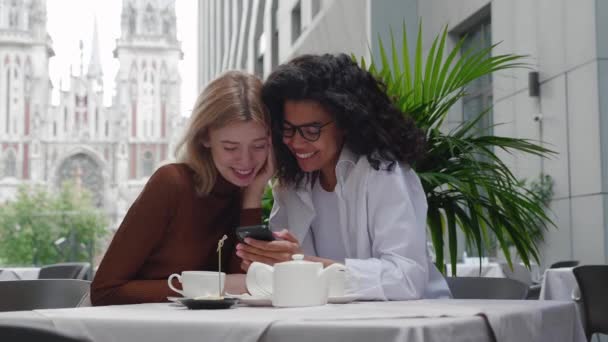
[246, 254, 346, 307]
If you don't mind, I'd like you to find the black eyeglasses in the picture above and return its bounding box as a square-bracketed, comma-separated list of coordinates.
[281, 121, 333, 142]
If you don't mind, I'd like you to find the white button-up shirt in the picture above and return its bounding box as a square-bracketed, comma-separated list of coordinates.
[270, 148, 451, 300]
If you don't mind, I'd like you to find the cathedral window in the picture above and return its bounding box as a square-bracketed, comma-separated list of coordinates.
[3, 149, 16, 178]
[127, 4, 136, 35]
[141, 151, 154, 177]
[129, 62, 138, 98]
[160, 63, 168, 100]
[64, 107, 68, 132]
[9, 0, 20, 29]
[144, 3, 158, 35]
[5, 68, 11, 135]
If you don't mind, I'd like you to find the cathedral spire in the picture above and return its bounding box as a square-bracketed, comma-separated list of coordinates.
[87, 17, 103, 80]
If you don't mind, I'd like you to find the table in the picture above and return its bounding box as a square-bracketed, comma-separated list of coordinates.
[0, 300, 585, 342]
[0, 267, 40, 281]
[539, 268, 579, 301]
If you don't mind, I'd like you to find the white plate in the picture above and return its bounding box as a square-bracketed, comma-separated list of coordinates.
[232, 294, 272, 307]
[328, 294, 359, 304]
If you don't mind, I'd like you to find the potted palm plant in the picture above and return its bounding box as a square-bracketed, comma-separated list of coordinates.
[357, 24, 554, 274]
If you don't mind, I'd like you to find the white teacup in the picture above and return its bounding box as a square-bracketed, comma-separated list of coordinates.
[168, 271, 225, 298]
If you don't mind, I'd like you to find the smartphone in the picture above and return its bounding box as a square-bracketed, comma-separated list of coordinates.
[235, 225, 275, 243]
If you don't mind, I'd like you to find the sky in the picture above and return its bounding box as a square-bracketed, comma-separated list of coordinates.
[46, 0, 197, 117]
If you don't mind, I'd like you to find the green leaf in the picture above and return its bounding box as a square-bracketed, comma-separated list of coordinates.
[428, 207, 445, 273]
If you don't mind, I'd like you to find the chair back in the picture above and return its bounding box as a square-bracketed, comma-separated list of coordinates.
[550, 260, 579, 269]
[0, 324, 91, 342]
[446, 277, 528, 299]
[38, 262, 91, 280]
[572, 265, 608, 340]
[0, 279, 91, 312]
[500, 263, 533, 286]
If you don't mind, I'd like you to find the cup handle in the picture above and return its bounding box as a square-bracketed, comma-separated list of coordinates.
[167, 273, 184, 296]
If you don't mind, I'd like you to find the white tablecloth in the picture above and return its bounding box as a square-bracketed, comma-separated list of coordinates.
[0, 267, 40, 280]
[0, 300, 585, 342]
[539, 268, 579, 301]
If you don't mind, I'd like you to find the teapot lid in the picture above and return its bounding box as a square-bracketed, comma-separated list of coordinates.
[291, 254, 306, 262]
[277, 254, 320, 266]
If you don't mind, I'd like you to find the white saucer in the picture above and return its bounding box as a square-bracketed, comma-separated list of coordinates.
[232, 294, 272, 307]
[167, 296, 182, 302]
[328, 294, 359, 304]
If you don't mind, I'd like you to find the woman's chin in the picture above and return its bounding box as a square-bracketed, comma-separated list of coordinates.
[297, 161, 321, 173]
[226, 178, 252, 187]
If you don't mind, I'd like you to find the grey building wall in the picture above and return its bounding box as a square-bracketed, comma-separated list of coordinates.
[198, 0, 265, 89]
[198, 0, 369, 88]
[415, 0, 607, 266]
[600, 0, 608, 265]
[279, 0, 368, 62]
[368, 0, 418, 67]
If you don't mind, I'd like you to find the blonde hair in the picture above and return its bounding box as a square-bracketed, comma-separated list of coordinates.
[175, 71, 269, 195]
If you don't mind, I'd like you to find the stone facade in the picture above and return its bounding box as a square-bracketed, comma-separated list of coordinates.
[0, 0, 184, 228]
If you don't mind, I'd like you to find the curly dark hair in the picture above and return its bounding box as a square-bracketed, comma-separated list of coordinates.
[262, 53, 426, 187]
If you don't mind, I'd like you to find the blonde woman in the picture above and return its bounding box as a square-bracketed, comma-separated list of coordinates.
[91, 71, 273, 305]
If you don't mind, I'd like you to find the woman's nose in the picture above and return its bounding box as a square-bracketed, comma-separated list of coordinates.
[238, 149, 254, 165]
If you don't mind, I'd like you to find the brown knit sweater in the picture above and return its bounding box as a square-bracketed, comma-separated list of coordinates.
[91, 163, 260, 305]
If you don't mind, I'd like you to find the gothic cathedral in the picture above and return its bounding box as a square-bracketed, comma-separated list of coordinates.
[0, 0, 184, 227]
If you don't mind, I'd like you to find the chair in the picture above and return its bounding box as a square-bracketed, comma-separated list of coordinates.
[0, 279, 91, 312]
[446, 277, 528, 299]
[550, 260, 579, 269]
[0, 324, 91, 342]
[572, 265, 608, 341]
[38, 262, 91, 280]
[500, 262, 533, 286]
[526, 283, 541, 300]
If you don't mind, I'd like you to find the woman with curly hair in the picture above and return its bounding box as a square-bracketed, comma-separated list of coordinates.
[236, 53, 450, 300]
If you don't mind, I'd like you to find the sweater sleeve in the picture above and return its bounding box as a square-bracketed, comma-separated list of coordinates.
[91, 165, 181, 305]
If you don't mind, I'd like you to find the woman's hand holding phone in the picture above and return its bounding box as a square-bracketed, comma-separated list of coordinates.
[237, 229, 303, 271]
